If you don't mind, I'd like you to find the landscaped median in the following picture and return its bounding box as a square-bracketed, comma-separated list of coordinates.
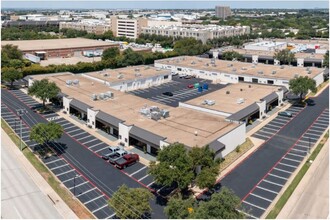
[266, 130, 329, 219]
[1, 118, 94, 219]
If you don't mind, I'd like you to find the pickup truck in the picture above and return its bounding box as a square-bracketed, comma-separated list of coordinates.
[108, 149, 128, 164]
[115, 154, 140, 169]
[101, 146, 121, 160]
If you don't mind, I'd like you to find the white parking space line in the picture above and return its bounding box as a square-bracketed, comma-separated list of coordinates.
[62, 175, 82, 183]
[250, 193, 272, 202]
[92, 204, 108, 214]
[77, 136, 91, 141]
[29, 143, 39, 147]
[56, 169, 75, 177]
[45, 158, 63, 165]
[269, 173, 287, 180]
[262, 127, 278, 132]
[307, 129, 324, 134]
[274, 167, 292, 174]
[69, 181, 89, 190]
[242, 200, 266, 211]
[317, 119, 329, 123]
[50, 164, 70, 171]
[287, 152, 305, 158]
[108, 213, 116, 219]
[259, 130, 275, 135]
[254, 133, 270, 139]
[147, 181, 155, 187]
[279, 162, 297, 168]
[292, 148, 307, 154]
[274, 117, 290, 122]
[84, 195, 104, 204]
[83, 138, 99, 145]
[314, 122, 329, 126]
[67, 128, 83, 134]
[76, 187, 97, 197]
[283, 157, 301, 163]
[269, 121, 285, 126]
[305, 133, 320, 138]
[318, 116, 329, 120]
[311, 125, 328, 130]
[94, 146, 109, 153]
[89, 142, 104, 149]
[61, 123, 74, 128]
[156, 185, 167, 193]
[295, 144, 309, 149]
[71, 132, 88, 137]
[129, 166, 147, 177]
[256, 186, 278, 194]
[263, 179, 284, 187]
[138, 174, 150, 182]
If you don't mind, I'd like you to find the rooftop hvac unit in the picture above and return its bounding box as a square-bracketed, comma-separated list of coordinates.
[105, 91, 113, 98]
[232, 68, 237, 72]
[237, 98, 245, 104]
[204, 100, 215, 106]
[117, 74, 124, 79]
[252, 65, 256, 68]
[272, 70, 277, 75]
[306, 67, 310, 71]
[144, 66, 150, 70]
[91, 94, 97, 101]
[150, 106, 160, 112]
[135, 68, 140, 72]
[294, 73, 299, 78]
[73, 79, 79, 85]
[280, 66, 285, 69]
[135, 73, 142, 77]
[258, 71, 263, 74]
[241, 67, 247, 70]
[211, 58, 215, 64]
[307, 70, 312, 74]
[151, 111, 161, 121]
[212, 64, 217, 67]
[66, 80, 72, 85]
[161, 109, 170, 118]
[205, 63, 209, 66]
[227, 64, 233, 67]
[191, 61, 196, 64]
[99, 93, 105, 100]
[103, 73, 109, 77]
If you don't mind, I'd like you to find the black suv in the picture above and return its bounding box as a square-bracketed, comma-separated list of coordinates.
[162, 92, 173, 96]
[305, 98, 315, 106]
[292, 101, 306, 108]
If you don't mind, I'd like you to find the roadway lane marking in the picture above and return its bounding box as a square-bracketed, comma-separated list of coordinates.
[69, 181, 89, 190]
[138, 174, 150, 182]
[77, 136, 92, 141]
[283, 157, 301, 163]
[263, 179, 284, 187]
[45, 158, 63, 165]
[57, 169, 75, 177]
[89, 142, 104, 149]
[62, 175, 82, 183]
[71, 132, 88, 137]
[250, 193, 272, 202]
[147, 181, 155, 187]
[129, 166, 147, 177]
[242, 200, 266, 211]
[256, 186, 278, 194]
[274, 167, 292, 174]
[82, 138, 99, 145]
[92, 204, 108, 214]
[29, 143, 39, 147]
[269, 173, 287, 180]
[287, 152, 305, 158]
[84, 195, 104, 204]
[66, 128, 82, 134]
[279, 162, 297, 168]
[76, 187, 97, 197]
[94, 146, 109, 153]
[50, 164, 70, 171]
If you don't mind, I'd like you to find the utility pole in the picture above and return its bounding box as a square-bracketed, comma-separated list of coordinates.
[17, 109, 28, 151]
[73, 174, 79, 196]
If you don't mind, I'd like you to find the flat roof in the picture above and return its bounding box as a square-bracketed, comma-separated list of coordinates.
[32, 73, 239, 148]
[1, 38, 119, 51]
[185, 83, 281, 114]
[84, 65, 170, 84]
[246, 41, 286, 48]
[156, 56, 324, 80]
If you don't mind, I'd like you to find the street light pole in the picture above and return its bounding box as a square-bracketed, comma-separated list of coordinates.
[73, 174, 79, 196]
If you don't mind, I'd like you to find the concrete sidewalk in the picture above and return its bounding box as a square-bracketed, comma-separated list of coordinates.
[1, 129, 78, 219]
[277, 139, 329, 219]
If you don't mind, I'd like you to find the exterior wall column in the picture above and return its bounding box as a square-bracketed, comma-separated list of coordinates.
[118, 123, 132, 146]
[63, 96, 72, 113]
[252, 55, 259, 64]
[274, 59, 280, 65]
[256, 99, 266, 119]
[297, 58, 304, 67]
[213, 51, 219, 59]
[147, 144, 151, 153]
[87, 108, 98, 129]
[276, 89, 284, 106]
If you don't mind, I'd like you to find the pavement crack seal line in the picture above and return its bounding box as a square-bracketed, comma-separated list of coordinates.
[196, 104, 306, 199]
[8, 90, 157, 193]
[240, 108, 328, 211]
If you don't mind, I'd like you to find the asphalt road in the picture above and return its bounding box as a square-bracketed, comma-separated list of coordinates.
[220, 87, 329, 217]
[1, 131, 63, 219]
[1, 89, 166, 219]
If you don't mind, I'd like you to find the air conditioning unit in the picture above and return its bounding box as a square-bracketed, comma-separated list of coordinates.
[272, 70, 277, 75]
[237, 98, 245, 104]
[258, 71, 263, 74]
[91, 94, 97, 101]
[280, 66, 285, 69]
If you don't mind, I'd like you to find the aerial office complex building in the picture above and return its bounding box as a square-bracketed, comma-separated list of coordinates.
[215, 6, 232, 19]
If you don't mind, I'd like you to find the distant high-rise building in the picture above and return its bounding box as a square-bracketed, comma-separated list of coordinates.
[215, 6, 231, 19]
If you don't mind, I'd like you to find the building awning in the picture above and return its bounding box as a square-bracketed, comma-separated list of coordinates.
[70, 99, 91, 112]
[227, 103, 259, 121]
[35, 51, 47, 54]
[263, 92, 278, 104]
[130, 126, 166, 146]
[208, 140, 225, 154]
[96, 111, 124, 127]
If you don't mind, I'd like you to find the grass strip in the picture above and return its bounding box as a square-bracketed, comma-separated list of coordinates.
[1, 118, 94, 219]
[266, 130, 329, 219]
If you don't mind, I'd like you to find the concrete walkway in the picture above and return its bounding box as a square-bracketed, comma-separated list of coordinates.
[277, 139, 329, 219]
[1, 129, 78, 219]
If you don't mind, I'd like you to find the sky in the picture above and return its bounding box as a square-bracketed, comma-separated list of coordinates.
[1, 0, 329, 9]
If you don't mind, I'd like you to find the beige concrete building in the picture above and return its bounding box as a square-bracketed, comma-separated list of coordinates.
[215, 6, 232, 19]
[110, 16, 148, 39]
[59, 19, 111, 35]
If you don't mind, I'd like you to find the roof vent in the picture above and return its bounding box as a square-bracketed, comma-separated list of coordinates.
[227, 63, 233, 67]
[249, 85, 252, 88]
[232, 68, 237, 72]
[191, 61, 196, 64]
[240, 88, 243, 91]
[91, 94, 98, 101]
[258, 71, 263, 74]
[241, 67, 247, 70]
[226, 91, 230, 94]
[272, 70, 276, 75]
[307, 70, 312, 74]
[66, 80, 72, 85]
[117, 74, 124, 79]
[237, 98, 245, 104]
[103, 73, 109, 77]
[280, 65, 285, 69]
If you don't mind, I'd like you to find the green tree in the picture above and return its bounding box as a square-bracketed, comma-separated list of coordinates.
[108, 184, 153, 219]
[1, 67, 23, 87]
[273, 49, 296, 65]
[102, 47, 120, 60]
[30, 121, 63, 145]
[289, 76, 317, 101]
[323, 50, 329, 68]
[195, 166, 219, 189]
[222, 51, 244, 61]
[164, 196, 195, 219]
[190, 187, 245, 219]
[149, 143, 194, 191]
[28, 79, 61, 107]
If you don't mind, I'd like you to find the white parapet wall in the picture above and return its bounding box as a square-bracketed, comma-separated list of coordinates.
[179, 102, 231, 117]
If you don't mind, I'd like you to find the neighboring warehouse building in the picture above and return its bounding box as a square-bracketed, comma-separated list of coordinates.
[59, 19, 111, 35]
[1, 38, 119, 60]
[141, 24, 250, 44]
[2, 20, 63, 29]
[154, 56, 325, 88]
[215, 6, 232, 19]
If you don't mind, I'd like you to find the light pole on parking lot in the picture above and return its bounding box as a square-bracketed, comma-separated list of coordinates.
[17, 109, 27, 151]
[73, 174, 79, 196]
[308, 137, 311, 154]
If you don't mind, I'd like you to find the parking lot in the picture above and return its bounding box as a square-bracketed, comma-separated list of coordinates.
[128, 75, 226, 107]
[252, 106, 305, 140]
[241, 108, 329, 218]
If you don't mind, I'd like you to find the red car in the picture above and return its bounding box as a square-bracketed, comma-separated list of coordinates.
[115, 154, 139, 169]
[187, 84, 194, 89]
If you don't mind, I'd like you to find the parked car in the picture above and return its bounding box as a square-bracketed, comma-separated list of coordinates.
[101, 146, 121, 160]
[278, 111, 293, 118]
[187, 84, 194, 89]
[162, 92, 173, 96]
[115, 154, 139, 169]
[292, 101, 306, 107]
[108, 149, 128, 164]
[179, 74, 186, 78]
[184, 75, 192, 79]
[305, 98, 315, 106]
